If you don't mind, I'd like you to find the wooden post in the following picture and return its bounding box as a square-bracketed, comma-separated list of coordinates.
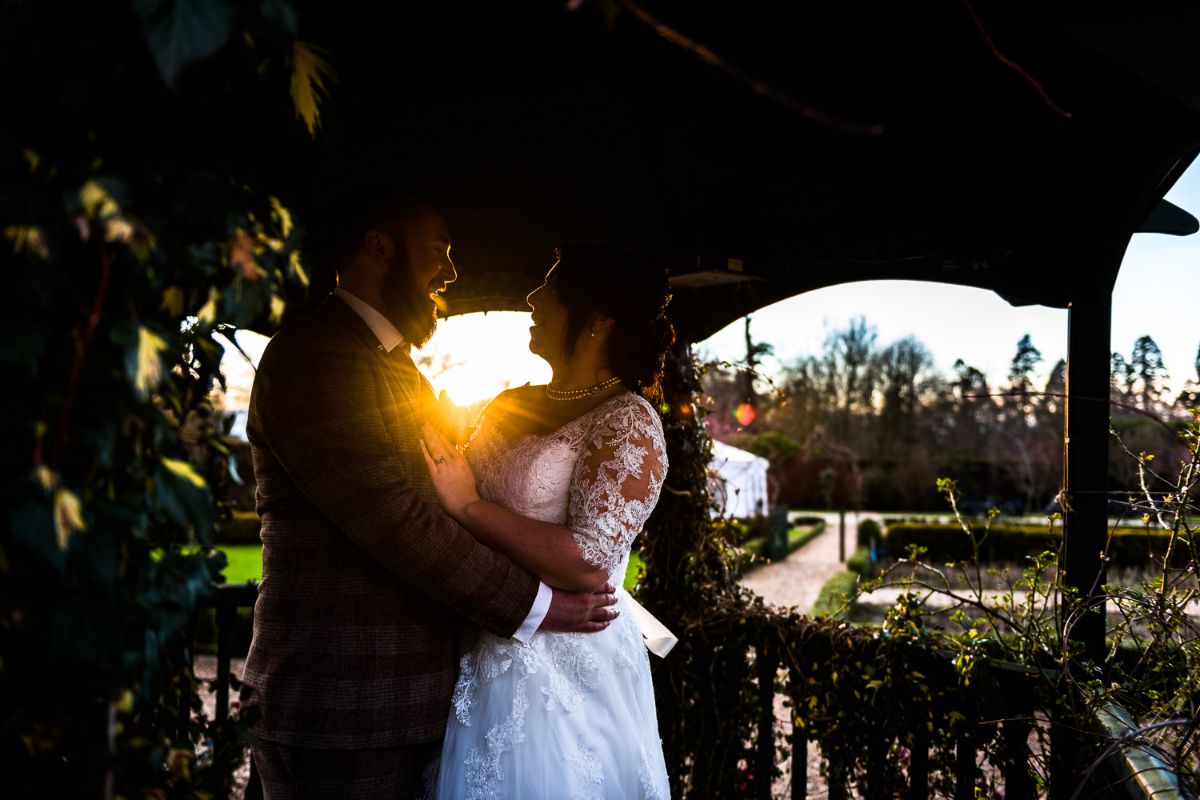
[1061, 292, 1110, 665]
[840, 508, 848, 563]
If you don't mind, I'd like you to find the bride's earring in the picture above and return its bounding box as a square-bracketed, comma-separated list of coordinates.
[590, 329, 595, 338]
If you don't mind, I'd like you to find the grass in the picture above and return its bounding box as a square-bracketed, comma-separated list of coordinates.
[810, 571, 860, 619]
[741, 521, 826, 565]
[218, 544, 263, 585]
[218, 544, 644, 592]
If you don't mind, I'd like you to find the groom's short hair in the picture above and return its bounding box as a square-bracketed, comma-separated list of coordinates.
[306, 180, 437, 283]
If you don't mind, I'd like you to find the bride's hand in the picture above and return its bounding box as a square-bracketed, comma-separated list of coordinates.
[419, 423, 480, 523]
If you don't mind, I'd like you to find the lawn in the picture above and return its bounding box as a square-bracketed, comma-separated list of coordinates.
[219, 545, 645, 592]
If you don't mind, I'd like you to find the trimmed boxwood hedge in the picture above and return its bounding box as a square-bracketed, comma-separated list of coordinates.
[882, 521, 1190, 565]
[214, 509, 262, 545]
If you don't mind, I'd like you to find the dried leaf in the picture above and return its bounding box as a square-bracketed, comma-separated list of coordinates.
[134, 326, 169, 398]
[196, 288, 219, 325]
[229, 229, 262, 280]
[290, 41, 336, 137]
[161, 287, 184, 317]
[161, 457, 207, 489]
[289, 250, 309, 287]
[270, 195, 293, 238]
[79, 180, 120, 219]
[3, 225, 49, 259]
[53, 489, 87, 550]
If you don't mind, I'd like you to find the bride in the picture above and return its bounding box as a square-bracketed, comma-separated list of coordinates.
[418, 245, 676, 800]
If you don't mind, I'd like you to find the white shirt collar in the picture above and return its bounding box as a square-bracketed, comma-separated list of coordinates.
[333, 288, 406, 352]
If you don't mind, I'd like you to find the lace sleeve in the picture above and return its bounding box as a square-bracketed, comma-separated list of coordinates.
[566, 397, 668, 577]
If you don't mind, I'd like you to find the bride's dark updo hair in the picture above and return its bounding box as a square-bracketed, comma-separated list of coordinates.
[550, 244, 676, 404]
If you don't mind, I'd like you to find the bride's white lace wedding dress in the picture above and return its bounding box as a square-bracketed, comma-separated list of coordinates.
[433, 392, 671, 800]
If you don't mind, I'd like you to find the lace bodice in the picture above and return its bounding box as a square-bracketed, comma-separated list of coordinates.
[466, 391, 668, 579]
[435, 391, 672, 800]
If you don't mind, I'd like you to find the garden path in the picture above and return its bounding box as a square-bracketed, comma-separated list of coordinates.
[740, 510, 876, 613]
[738, 510, 880, 798]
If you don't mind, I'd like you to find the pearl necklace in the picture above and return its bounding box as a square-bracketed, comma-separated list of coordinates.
[543, 376, 623, 401]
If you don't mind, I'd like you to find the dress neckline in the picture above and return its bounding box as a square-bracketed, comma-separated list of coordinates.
[487, 391, 641, 446]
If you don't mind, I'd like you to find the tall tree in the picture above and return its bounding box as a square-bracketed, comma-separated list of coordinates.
[1129, 335, 1170, 412]
[872, 336, 933, 452]
[1111, 352, 1135, 406]
[1005, 334, 1043, 426]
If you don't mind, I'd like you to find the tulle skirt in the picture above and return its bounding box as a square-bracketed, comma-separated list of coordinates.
[434, 596, 670, 800]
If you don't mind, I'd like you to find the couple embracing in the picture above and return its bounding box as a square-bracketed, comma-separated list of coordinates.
[242, 183, 676, 799]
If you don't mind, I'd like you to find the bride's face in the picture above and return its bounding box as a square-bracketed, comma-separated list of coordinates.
[526, 264, 571, 367]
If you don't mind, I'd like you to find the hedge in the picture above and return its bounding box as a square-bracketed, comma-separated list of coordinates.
[742, 520, 826, 565]
[882, 521, 1191, 565]
[214, 509, 263, 545]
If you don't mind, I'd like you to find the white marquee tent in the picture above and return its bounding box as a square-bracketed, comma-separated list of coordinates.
[709, 440, 770, 519]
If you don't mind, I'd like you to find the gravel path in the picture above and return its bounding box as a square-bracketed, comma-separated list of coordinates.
[740, 511, 873, 613]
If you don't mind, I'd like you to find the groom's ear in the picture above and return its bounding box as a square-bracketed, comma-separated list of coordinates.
[363, 228, 394, 260]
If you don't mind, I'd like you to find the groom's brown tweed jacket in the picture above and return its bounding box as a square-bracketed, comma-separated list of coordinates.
[242, 296, 540, 749]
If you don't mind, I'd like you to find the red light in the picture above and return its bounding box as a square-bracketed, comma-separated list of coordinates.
[734, 402, 756, 427]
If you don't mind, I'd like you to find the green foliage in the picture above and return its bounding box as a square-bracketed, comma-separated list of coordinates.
[218, 544, 264, 584]
[214, 509, 264, 545]
[883, 521, 1184, 565]
[810, 570, 859, 618]
[639, 349, 1036, 797]
[646, 346, 1200, 795]
[856, 516, 881, 547]
[740, 520, 824, 565]
[732, 430, 801, 462]
[845, 545, 874, 577]
[0, 3, 313, 795]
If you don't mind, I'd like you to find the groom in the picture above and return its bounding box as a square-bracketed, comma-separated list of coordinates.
[243, 183, 619, 799]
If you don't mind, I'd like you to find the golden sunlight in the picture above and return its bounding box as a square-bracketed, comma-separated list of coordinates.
[416, 311, 550, 408]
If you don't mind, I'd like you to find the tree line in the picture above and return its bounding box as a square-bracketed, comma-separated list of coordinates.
[702, 318, 1200, 513]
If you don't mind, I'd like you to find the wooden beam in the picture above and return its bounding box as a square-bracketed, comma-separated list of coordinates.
[1061, 292, 1111, 663]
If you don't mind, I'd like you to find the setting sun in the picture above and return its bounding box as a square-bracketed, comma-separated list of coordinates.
[416, 311, 551, 407]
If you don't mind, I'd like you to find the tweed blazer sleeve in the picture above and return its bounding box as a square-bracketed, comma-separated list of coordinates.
[252, 320, 539, 639]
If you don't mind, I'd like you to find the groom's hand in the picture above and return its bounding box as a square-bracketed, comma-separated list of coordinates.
[539, 582, 620, 633]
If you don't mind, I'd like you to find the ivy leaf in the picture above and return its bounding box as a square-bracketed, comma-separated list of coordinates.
[289, 250, 309, 287]
[134, 0, 236, 88]
[269, 195, 293, 238]
[130, 326, 169, 399]
[7, 495, 64, 573]
[290, 41, 336, 137]
[259, 0, 298, 37]
[53, 488, 87, 551]
[161, 457, 207, 490]
[160, 287, 184, 317]
[154, 458, 214, 544]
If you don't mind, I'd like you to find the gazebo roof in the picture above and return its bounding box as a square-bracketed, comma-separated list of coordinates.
[298, 1, 1200, 342]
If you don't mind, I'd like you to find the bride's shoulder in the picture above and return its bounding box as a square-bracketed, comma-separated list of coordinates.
[591, 392, 664, 437]
[484, 384, 542, 416]
[472, 384, 542, 432]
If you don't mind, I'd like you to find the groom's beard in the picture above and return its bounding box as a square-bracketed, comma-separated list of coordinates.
[382, 255, 439, 348]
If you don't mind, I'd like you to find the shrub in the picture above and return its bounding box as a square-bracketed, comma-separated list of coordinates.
[214, 510, 262, 545]
[846, 546, 874, 577]
[882, 521, 1187, 566]
[856, 517, 881, 547]
[810, 571, 860, 618]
